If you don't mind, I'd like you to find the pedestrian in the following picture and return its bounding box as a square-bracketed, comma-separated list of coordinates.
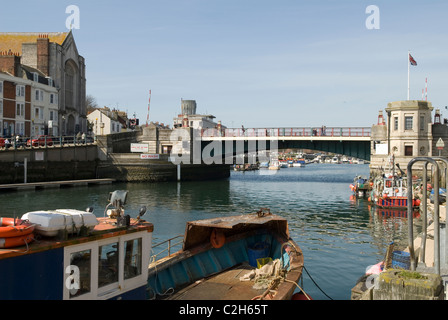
[81, 132, 86, 143]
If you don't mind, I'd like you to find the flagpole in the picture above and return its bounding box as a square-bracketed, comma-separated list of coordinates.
[407, 50, 410, 100]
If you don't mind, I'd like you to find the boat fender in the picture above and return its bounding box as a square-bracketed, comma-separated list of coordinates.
[210, 228, 225, 248]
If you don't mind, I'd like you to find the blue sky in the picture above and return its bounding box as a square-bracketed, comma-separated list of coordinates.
[1, 0, 448, 128]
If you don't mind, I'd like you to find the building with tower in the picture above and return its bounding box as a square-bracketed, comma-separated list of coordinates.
[0, 31, 86, 136]
[369, 100, 448, 175]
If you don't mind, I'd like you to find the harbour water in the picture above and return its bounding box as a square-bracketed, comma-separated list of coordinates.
[0, 163, 418, 300]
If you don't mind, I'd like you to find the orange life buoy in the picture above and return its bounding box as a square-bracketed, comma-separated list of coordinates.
[0, 218, 34, 238]
[0, 234, 34, 248]
[210, 228, 225, 248]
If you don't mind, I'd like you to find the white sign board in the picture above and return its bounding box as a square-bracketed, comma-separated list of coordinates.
[375, 143, 388, 155]
[436, 138, 445, 149]
[131, 143, 149, 153]
[35, 151, 44, 161]
[140, 154, 160, 160]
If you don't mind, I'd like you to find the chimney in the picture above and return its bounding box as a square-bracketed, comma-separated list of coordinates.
[0, 50, 21, 76]
[37, 34, 49, 76]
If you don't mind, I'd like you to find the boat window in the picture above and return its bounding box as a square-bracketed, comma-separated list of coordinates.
[124, 238, 142, 280]
[98, 242, 119, 288]
[69, 249, 92, 298]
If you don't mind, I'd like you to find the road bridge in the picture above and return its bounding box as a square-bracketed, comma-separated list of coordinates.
[198, 127, 371, 161]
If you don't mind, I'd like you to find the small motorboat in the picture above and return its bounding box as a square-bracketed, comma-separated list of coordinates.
[147, 209, 305, 300]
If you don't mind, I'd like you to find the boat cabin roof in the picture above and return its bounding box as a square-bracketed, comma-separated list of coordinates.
[0, 217, 154, 260]
[182, 213, 289, 250]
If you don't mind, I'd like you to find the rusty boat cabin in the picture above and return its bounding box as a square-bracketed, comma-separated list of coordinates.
[0, 191, 154, 300]
[147, 210, 304, 300]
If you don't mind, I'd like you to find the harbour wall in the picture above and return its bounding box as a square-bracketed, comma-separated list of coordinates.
[97, 153, 230, 182]
[0, 145, 98, 183]
[0, 145, 230, 184]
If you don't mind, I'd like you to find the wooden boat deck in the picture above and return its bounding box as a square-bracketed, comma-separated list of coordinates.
[165, 263, 266, 300]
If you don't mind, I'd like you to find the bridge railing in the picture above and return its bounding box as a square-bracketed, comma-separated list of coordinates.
[200, 127, 371, 138]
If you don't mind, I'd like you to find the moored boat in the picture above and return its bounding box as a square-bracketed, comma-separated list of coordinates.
[0, 190, 153, 300]
[349, 176, 372, 198]
[147, 209, 305, 300]
[268, 160, 281, 170]
[370, 174, 420, 210]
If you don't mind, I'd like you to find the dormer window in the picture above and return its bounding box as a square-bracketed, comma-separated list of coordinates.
[33, 72, 39, 82]
[47, 77, 53, 87]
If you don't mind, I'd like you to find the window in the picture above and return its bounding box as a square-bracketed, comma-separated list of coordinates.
[16, 103, 25, 117]
[124, 238, 142, 280]
[15, 122, 25, 136]
[69, 249, 92, 298]
[405, 145, 413, 156]
[35, 89, 44, 101]
[47, 77, 53, 87]
[404, 116, 413, 130]
[0, 100, 3, 116]
[34, 107, 43, 120]
[394, 117, 398, 130]
[65, 63, 74, 109]
[63, 233, 149, 300]
[0, 82, 3, 94]
[33, 73, 39, 82]
[16, 85, 25, 97]
[98, 242, 119, 288]
[50, 93, 58, 104]
[50, 110, 58, 122]
[420, 116, 425, 131]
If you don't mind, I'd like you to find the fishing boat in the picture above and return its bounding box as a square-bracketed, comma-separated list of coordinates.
[0, 190, 153, 300]
[370, 174, 420, 210]
[147, 209, 305, 300]
[349, 176, 372, 198]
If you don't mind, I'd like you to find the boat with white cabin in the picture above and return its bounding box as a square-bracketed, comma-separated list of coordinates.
[0, 190, 153, 300]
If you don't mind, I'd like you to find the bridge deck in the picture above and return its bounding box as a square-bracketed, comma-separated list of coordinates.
[200, 127, 371, 140]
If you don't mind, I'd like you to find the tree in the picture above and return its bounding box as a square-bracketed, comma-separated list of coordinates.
[86, 94, 98, 113]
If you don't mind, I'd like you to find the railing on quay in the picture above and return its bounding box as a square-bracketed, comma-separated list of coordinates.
[0, 135, 96, 151]
[200, 127, 371, 138]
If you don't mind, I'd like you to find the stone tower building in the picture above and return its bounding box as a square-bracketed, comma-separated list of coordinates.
[370, 100, 434, 176]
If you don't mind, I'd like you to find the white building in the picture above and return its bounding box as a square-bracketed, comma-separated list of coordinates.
[87, 108, 122, 136]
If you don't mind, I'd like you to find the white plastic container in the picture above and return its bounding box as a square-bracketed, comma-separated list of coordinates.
[21, 209, 99, 237]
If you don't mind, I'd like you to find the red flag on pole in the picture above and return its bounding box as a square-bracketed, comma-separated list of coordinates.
[409, 54, 417, 66]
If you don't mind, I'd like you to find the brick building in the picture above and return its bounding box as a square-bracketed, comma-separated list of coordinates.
[0, 31, 86, 136]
